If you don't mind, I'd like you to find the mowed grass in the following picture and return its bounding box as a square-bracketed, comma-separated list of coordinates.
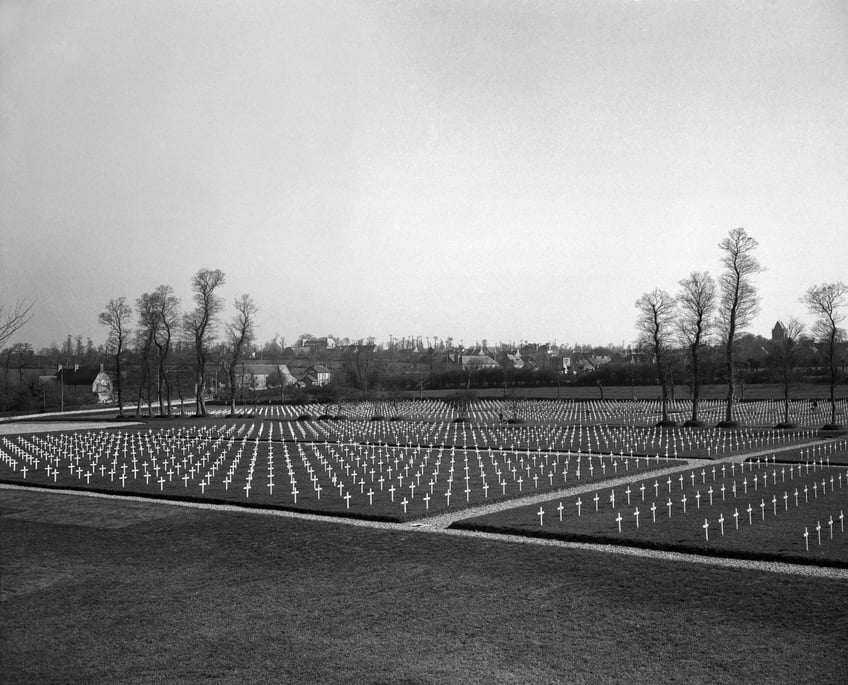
[2, 489, 847, 685]
[0, 424, 690, 521]
[455, 457, 848, 567]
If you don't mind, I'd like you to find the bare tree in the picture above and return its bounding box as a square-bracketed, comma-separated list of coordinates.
[635, 288, 677, 425]
[98, 297, 132, 416]
[135, 292, 158, 416]
[676, 271, 716, 426]
[226, 294, 257, 416]
[717, 228, 762, 425]
[150, 285, 180, 416]
[184, 268, 226, 416]
[769, 318, 805, 427]
[803, 281, 848, 427]
[0, 299, 34, 348]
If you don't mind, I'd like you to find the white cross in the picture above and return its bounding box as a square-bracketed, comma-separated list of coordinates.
[718, 513, 725, 536]
[702, 519, 709, 541]
[615, 512, 623, 532]
[538, 507, 544, 526]
[634, 507, 640, 529]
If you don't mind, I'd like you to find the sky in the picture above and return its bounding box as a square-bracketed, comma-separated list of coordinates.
[2, 0, 847, 352]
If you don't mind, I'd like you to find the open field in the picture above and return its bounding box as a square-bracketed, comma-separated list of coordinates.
[3, 406, 848, 682]
[455, 457, 848, 566]
[18, 391, 848, 430]
[2, 488, 848, 684]
[0, 417, 828, 523]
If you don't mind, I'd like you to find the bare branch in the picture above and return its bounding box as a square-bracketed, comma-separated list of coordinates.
[0, 299, 34, 348]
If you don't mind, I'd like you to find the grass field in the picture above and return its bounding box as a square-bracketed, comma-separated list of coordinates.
[454, 458, 848, 566]
[0, 419, 824, 522]
[2, 489, 847, 684]
[3, 406, 848, 683]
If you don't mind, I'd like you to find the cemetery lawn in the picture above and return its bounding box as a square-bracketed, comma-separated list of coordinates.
[2, 489, 847, 684]
[452, 460, 848, 567]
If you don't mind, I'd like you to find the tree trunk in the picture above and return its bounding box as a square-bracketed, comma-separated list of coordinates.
[830, 332, 838, 426]
[115, 351, 123, 417]
[690, 345, 700, 423]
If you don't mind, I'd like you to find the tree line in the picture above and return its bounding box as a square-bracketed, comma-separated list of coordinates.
[97, 268, 258, 418]
[636, 227, 847, 428]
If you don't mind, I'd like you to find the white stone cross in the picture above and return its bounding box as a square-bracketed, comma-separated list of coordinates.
[718, 513, 725, 536]
[609, 490, 616, 509]
[667, 498, 672, 518]
[681, 494, 687, 514]
[816, 520, 822, 545]
[401, 497, 409, 514]
[702, 519, 709, 541]
[634, 507, 640, 529]
[557, 501, 564, 522]
[650, 501, 656, 522]
[625, 486, 631, 505]
[733, 508, 740, 530]
[538, 507, 544, 526]
[576, 497, 582, 516]
[747, 503, 753, 525]
[593, 493, 599, 511]
[615, 512, 623, 532]
[708, 487, 714, 506]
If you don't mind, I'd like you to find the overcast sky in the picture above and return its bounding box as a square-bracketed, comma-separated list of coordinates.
[2, 0, 846, 351]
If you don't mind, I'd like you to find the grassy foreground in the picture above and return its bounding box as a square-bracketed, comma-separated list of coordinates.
[2, 489, 847, 684]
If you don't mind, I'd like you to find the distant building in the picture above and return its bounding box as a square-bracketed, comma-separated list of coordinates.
[460, 355, 500, 372]
[300, 364, 331, 387]
[92, 364, 113, 403]
[233, 361, 298, 390]
[772, 321, 786, 341]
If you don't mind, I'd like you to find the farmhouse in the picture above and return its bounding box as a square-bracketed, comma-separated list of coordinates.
[460, 355, 500, 372]
[299, 364, 331, 387]
[232, 361, 298, 390]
